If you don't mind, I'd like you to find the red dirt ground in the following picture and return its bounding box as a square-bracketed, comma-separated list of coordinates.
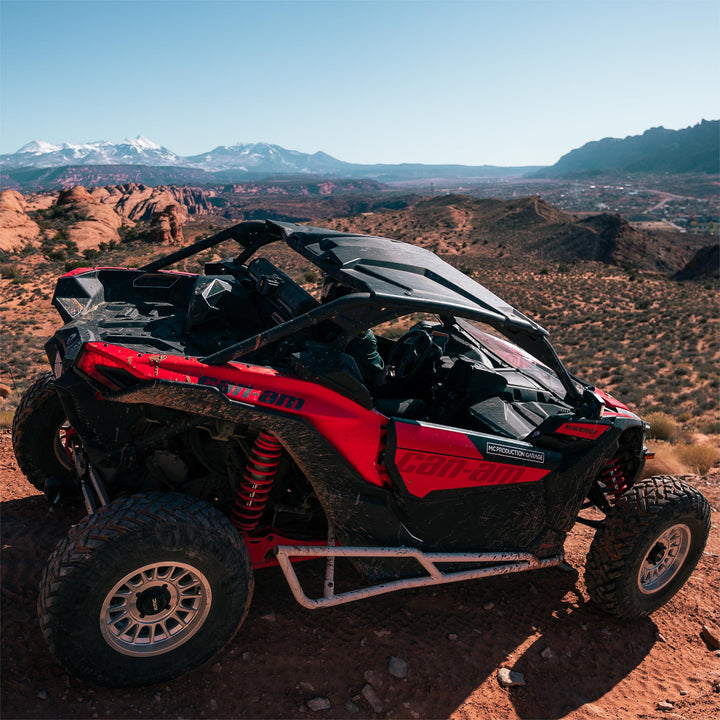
[1, 428, 718, 720]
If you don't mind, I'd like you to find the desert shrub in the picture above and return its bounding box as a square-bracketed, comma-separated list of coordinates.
[302, 268, 319, 284]
[64, 260, 87, 272]
[675, 443, 720, 475]
[0, 263, 22, 280]
[645, 411, 679, 441]
[700, 419, 720, 435]
[119, 224, 152, 243]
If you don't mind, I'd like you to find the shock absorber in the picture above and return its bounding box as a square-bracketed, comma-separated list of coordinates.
[232, 431, 283, 532]
[600, 456, 628, 504]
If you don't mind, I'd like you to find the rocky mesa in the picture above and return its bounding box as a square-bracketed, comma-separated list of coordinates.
[0, 184, 217, 251]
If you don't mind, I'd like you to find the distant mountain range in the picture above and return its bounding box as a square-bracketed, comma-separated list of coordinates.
[0, 137, 538, 189]
[1, 120, 717, 191]
[538, 120, 719, 177]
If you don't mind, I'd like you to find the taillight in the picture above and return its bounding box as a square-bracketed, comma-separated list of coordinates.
[76, 346, 139, 391]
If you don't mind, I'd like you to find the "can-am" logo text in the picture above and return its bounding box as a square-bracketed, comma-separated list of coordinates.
[198, 376, 305, 410]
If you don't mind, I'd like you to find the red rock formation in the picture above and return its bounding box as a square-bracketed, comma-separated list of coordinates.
[146, 204, 185, 244]
[0, 190, 41, 250]
[54, 185, 124, 250]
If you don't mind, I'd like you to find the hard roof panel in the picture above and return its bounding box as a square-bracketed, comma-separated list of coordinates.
[271, 221, 544, 333]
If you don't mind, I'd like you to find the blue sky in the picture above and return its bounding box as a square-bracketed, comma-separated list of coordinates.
[1, 0, 718, 165]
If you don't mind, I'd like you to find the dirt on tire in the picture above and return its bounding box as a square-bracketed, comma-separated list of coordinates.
[2, 428, 719, 719]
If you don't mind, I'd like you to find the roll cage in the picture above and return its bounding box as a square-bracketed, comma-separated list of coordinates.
[140, 220, 587, 408]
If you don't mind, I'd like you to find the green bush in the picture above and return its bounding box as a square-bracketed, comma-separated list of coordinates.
[302, 268, 319, 284]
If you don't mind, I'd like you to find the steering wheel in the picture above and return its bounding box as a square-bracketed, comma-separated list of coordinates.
[388, 329, 437, 380]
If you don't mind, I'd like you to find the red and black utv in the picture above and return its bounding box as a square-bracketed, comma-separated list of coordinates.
[13, 220, 710, 686]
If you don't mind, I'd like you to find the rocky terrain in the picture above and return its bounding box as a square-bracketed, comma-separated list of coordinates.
[0, 184, 217, 251]
[1, 187, 718, 429]
[1, 186, 719, 720]
[1, 436, 719, 720]
[0, 190, 42, 249]
[323, 194, 716, 274]
[2, 186, 715, 272]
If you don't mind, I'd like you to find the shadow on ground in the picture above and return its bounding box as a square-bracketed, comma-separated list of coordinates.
[1, 495, 656, 719]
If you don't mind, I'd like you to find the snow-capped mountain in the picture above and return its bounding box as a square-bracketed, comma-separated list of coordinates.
[184, 142, 348, 174]
[0, 137, 345, 174]
[1, 137, 541, 189]
[3, 137, 181, 168]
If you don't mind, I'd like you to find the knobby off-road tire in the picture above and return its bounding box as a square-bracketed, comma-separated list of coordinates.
[11, 371, 73, 493]
[38, 492, 254, 687]
[585, 476, 710, 619]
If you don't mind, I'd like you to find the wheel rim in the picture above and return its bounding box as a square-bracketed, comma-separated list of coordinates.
[100, 562, 212, 656]
[637, 524, 691, 595]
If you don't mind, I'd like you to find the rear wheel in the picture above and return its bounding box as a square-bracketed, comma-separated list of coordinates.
[38, 492, 254, 686]
[585, 476, 710, 618]
[12, 372, 74, 493]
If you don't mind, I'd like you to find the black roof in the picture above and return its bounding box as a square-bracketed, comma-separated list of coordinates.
[271, 221, 546, 336]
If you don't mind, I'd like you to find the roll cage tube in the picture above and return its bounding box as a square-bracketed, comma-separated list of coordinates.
[140, 220, 280, 272]
[202, 294, 582, 408]
[202, 294, 401, 365]
[138, 220, 582, 407]
[201, 291, 517, 365]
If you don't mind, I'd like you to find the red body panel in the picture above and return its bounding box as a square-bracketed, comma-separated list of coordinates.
[594, 388, 636, 417]
[78, 342, 389, 488]
[393, 422, 550, 498]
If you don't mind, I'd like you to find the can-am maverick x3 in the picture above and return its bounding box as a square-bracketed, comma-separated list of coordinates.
[13, 220, 710, 687]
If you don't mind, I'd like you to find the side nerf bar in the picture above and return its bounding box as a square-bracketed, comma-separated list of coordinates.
[275, 540, 564, 610]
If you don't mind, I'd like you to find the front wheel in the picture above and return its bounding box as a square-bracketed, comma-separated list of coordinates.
[585, 476, 710, 619]
[38, 493, 254, 687]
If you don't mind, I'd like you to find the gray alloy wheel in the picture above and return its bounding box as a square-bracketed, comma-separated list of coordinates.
[637, 523, 691, 595]
[100, 561, 213, 656]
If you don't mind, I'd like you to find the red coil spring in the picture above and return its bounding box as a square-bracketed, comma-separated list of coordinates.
[231, 431, 283, 532]
[600, 457, 628, 504]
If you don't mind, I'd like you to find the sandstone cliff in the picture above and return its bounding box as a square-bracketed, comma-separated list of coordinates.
[56, 186, 124, 249]
[0, 184, 214, 252]
[0, 190, 41, 251]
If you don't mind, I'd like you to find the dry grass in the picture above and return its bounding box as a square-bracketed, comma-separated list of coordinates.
[675, 442, 720, 475]
[644, 411, 680, 441]
[643, 438, 720, 477]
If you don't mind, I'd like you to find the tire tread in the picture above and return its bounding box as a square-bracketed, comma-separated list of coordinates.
[585, 475, 710, 618]
[38, 492, 253, 686]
